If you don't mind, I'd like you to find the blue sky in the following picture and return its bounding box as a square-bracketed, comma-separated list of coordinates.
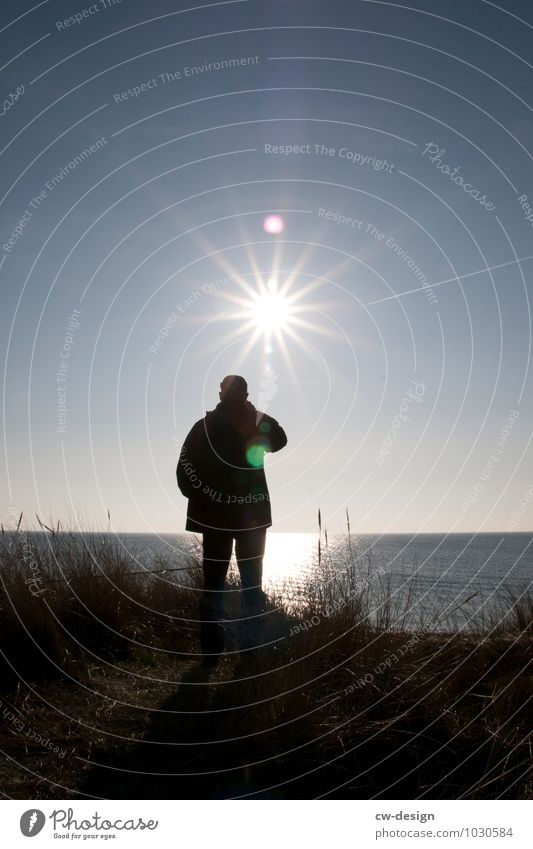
[1, 0, 533, 533]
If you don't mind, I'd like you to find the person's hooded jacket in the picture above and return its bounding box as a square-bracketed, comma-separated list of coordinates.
[176, 399, 287, 532]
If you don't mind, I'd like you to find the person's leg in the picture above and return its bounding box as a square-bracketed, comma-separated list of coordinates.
[200, 531, 233, 657]
[235, 529, 267, 650]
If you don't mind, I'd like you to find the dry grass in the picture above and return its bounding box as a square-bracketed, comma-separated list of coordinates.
[0, 518, 531, 799]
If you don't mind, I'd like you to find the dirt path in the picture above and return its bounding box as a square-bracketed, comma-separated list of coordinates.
[78, 656, 254, 799]
[0, 654, 214, 799]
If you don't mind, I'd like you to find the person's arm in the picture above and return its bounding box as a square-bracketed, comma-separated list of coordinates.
[176, 421, 204, 497]
[255, 412, 287, 453]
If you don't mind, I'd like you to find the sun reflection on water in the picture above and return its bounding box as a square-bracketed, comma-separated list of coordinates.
[263, 532, 317, 579]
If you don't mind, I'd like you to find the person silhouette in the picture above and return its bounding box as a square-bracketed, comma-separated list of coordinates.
[177, 375, 287, 662]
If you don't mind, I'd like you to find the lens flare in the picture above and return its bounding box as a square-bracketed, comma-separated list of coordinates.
[246, 440, 269, 467]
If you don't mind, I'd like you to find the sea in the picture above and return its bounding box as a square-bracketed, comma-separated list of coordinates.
[59, 531, 533, 630]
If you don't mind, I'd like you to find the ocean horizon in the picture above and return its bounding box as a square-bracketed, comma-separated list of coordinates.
[10, 529, 532, 631]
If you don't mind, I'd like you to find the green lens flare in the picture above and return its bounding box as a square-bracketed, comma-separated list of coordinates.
[246, 439, 270, 467]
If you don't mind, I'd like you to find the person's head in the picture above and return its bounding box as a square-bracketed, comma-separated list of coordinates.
[219, 374, 248, 402]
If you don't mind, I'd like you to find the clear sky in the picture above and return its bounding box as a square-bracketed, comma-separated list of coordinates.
[1, 0, 533, 534]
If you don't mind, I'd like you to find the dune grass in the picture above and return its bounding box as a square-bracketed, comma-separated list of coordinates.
[0, 516, 531, 799]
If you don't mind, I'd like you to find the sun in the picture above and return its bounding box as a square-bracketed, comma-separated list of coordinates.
[206, 263, 335, 365]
